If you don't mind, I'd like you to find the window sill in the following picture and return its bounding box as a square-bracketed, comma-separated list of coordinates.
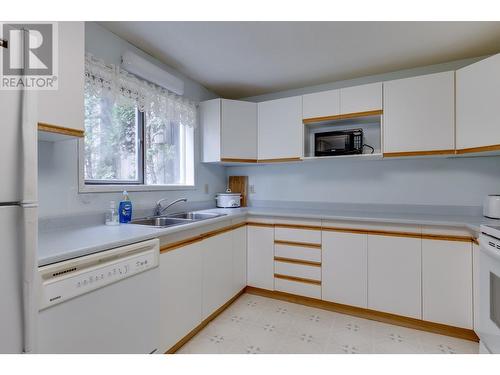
[79, 184, 196, 194]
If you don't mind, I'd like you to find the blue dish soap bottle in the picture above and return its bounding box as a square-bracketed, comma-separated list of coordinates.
[118, 190, 133, 223]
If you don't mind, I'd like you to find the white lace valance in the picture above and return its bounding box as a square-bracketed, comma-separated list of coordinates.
[84, 53, 197, 127]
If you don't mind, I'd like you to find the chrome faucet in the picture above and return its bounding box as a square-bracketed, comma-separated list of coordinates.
[154, 197, 187, 216]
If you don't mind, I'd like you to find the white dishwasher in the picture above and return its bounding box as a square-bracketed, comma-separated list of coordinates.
[37, 239, 160, 354]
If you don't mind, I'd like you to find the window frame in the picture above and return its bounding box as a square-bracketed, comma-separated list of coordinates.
[78, 109, 196, 194]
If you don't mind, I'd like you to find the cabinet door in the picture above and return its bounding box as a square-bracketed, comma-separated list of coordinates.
[200, 99, 221, 162]
[473, 242, 480, 331]
[232, 226, 247, 294]
[258, 96, 302, 160]
[302, 89, 340, 120]
[38, 22, 84, 131]
[159, 242, 202, 353]
[202, 231, 234, 320]
[383, 72, 455, 154]
[456, 53, 500, 150]
[340, 82, 382, 115]
[247, 225, 274, 290]
[322, 231, 368, 308]
[368, 235, 422, 319]
[422, 239, 473, 328]
[221, 99, 258, 160]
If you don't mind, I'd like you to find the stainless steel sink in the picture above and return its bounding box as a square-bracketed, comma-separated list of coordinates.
[129, 211, 226, 228]
[130, 217, 189, 228]
[167, 212, 224, 220]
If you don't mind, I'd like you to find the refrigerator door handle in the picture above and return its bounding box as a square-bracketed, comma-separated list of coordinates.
[21, 87, 38, 205]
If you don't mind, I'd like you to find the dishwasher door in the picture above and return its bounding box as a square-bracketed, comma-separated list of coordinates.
[37, 239, 160, 354]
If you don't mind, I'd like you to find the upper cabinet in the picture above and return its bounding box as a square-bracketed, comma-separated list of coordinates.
[258, 96, 303, 161]
[340, 82, 382, 116]
[38, 22, 85, 139]
[302, 82, 382, 122]
[456, 53, 500, 153]
[303, 89, 340, 120]
[201, 98, 258, 162]
[383, 71, 455, 156]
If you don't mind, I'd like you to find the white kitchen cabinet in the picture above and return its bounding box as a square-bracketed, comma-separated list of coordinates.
[383, 71, 455, 155]
[159, 242, 202, 353]
[322, 231, 368, 308]
[202, 231, 234, 320]
[247, 225, 274, 290]
[302, 89, 340, 120]
[258, 96, 303, 160]
[456, 53, 500, 151]
[200, 98, 258, 162]
[340, 82, 382, 115]
[473, 242, 480, 331]
[422, 239, 473, 329]
[368, 235, 422, 319]
[232, 226, 247, 294]
[38, 22, 85, 133]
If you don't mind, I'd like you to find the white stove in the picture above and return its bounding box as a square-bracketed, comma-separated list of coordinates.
[479, 224, 500, 354]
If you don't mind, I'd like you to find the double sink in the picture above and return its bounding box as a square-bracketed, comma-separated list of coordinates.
[130, 211, 226, 228]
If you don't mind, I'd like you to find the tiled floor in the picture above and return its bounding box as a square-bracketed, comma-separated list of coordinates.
[177, 293, 479, 354]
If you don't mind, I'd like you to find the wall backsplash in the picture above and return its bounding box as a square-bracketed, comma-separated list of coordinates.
[226, 156, 500, 207]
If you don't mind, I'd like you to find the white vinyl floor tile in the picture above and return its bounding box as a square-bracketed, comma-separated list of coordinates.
[176, 293, 479, 354]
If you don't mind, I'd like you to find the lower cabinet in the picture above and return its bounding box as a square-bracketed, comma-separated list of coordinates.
[322, 231, 368, 308]
[202, 231, 234, 320]
[232, 226, 247, 295]
[159, 242, 203, 353]
[247, 225, 274, 290]
[422, 239, 473, 328]
[368, 235, 422, 319]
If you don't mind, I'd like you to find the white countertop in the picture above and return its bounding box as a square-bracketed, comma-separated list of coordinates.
[38, 205, 499, 267]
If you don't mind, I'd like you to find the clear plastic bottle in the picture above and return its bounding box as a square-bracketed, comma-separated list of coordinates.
[105, 200, 119, 226]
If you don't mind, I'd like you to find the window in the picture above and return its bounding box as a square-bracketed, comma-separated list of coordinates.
[81, 54, 196, 190]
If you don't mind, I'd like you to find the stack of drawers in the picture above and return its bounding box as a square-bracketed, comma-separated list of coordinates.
[273, 225, 322, 299]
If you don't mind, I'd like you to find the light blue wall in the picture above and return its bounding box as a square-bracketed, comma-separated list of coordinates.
[227, 156, 500, 207]
[38, 22, 225, 219]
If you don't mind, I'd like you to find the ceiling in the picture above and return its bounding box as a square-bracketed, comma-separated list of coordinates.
[100, 21, 500, 99]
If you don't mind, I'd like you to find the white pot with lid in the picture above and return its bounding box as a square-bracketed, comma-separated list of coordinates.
[484, 194, 500, 219]
[215, 189, 242, 208]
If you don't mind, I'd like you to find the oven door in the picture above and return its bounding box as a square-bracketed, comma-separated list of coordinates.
[479, 234, 500, 353]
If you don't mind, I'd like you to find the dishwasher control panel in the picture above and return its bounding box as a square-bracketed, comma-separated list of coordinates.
[39, 239, 159, 310]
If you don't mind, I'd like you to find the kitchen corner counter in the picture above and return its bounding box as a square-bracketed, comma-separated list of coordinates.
[38, 208, 247, 267]
[38, 205, 498, 267]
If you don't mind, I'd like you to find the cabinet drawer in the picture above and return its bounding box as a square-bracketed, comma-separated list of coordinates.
[274, 243, 321, 262]
[275, 227, 321, 244]
[274, 260, 321, 280]
[274, 277, 321, 299]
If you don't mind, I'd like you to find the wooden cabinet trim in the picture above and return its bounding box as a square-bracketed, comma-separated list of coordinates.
[38, 122, 84, 138]
[322, 226, 473, 242]
[246, 222, 275, 228]
[245, 286, 479, 342]
[160, 222, 246, 253]
[274, 256, 321, 267]
[302, 109, 383, 124]
[383, 149, 455, 157]
[274, 223, 322, 231]
[274, 273, 321, 285]
[455, 144, 500, 154]
[220, 158, 258, 163]
[257, 157, 302, 163]
[274, 240, 321, 249]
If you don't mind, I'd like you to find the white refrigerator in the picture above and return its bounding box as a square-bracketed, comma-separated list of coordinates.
[0, 28, 38, 353]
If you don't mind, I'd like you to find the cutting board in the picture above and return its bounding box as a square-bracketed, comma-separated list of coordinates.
[228, 176, 248, 207]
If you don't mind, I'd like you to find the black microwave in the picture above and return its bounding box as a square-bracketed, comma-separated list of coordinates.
[314, 129, 363, 157]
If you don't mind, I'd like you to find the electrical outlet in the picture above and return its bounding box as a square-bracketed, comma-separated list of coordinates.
[204, 183, 209, 194]
[250, 185, 255, 194]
